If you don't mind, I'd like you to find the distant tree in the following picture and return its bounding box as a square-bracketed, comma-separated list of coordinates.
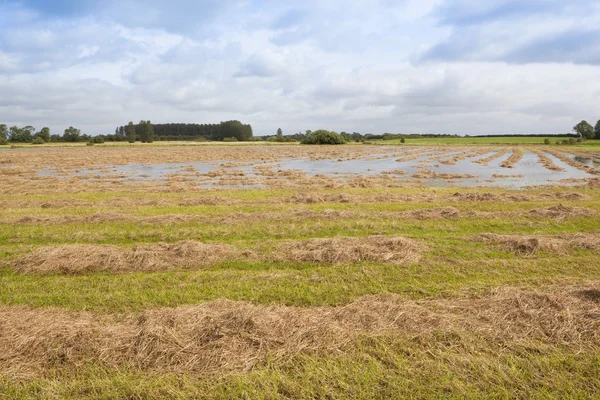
[137, 120, 148, 142]
[126, 122, 136, 143]
[401, 136, 406, 144]
[35, 127, 50, 142]
[119, 126, 125, 136]
[595, 120, 600, 140]
[63, 126, 81, 142]
[573, 120, 595, 140]
[277, 128, 283, 138]
[146, 121, 154, 143]
[9, 126, 33, 142]
[0, 124, 7, 140]
[301, 130, 347, 145]
[217, 120, 252, 141]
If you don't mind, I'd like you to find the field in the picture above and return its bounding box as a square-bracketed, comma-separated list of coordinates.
[1, 143, 600, 399]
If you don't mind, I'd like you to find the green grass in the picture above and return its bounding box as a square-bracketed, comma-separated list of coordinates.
[1, 184, 600, 398]
[370, 137, 600, 147]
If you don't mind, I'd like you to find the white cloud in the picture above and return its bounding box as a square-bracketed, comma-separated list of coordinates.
[0, 0, 599, 136]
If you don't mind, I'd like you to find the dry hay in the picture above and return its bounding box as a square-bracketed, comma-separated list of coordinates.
[529, 204, 596, 219]
[474, 233, 600, 255]
[1, 284, 599, 378]
[274, 236, 422, 265]
[287, 193, 357, 204]
[474, 149, 509, 166]
[405, 206, 460, 220]
[492, 173, 524, 178]
[530, 149, 565, 172]
[9, 241, 248, 274]
[500, 148, 523, 168]
[412, 169, 477, 179]
[546, 150, 600, 176]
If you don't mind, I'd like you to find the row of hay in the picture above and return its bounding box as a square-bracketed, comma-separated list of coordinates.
[1, 284, 599, 378]
[500, 148, 524, 168]
[0, 189, 592, 213]
[546, 150, 600, 176]
[530, 149, 565, 172]
[475, 233, 600, 255]
[7, 236, 423, 275]
[474, 149, 509, 166]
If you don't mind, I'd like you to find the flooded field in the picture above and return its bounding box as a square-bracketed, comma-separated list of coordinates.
[2, 143, 600, 398]
[3, 145, 598, 193]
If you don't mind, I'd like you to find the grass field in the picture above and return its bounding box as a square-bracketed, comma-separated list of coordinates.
[1, 144, 600, 399]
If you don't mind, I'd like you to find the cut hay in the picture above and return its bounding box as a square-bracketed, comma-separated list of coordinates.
[474, 233, 600, 255]
[274, 236, 422, 265]
[500, 148, 523, 168]
[529, 204, 596, 219]
[10, 241, 248, 274]
[406, 206, 460, 220]
[1, 284, 599, 378]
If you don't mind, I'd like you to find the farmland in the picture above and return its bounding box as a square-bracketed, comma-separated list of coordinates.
[1, 143, 600, 399]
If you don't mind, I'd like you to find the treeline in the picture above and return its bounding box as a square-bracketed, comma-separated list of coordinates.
[0, 124, 90, 145]
[113, 121, 253, 142]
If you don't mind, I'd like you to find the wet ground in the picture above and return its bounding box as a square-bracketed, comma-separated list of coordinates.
[36, 148, 598, 189]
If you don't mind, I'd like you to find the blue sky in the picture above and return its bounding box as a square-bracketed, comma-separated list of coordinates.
[1, 0, 599, 135]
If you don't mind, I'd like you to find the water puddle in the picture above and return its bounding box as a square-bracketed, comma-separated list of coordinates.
[36, 149, 597, 189]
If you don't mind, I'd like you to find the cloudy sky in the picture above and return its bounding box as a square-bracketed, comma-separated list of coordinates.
[1, 0, 599, 136]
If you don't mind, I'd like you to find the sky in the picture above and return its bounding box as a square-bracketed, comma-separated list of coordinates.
[0, 0, 599, 136]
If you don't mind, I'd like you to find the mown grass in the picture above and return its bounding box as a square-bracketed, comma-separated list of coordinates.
[2, 339, 599, 399]
[1, 174, 600, 398]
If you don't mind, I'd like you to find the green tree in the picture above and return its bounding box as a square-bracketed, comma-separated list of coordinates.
[277, 128, 283, 139]
[301, 130, 347, 145]
[9, 126, 33, 142]
[63, 126, 81, 142]
[126, 122, 136, 143]
[216, 121, 252, 141]
[146, 121, 154, 143]
[573, 120, 595, 140]
[35, 127, 50, 142]
[0, 124, 7, 140]
[137, 120, 148, 142]
[595, 120, 600, 140]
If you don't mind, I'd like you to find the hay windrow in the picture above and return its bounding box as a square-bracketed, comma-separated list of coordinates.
[474, 233, 600, 255]
[1, 285, 599, 378]
[500, 148, 523, 168]
[474, 149, 508, 166]
[9, 241, 250, 274]
[274, 236, 423, 265]
[529, 204, 596, 219]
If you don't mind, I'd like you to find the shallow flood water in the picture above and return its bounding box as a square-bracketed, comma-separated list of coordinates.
[36, 148, 597, 189]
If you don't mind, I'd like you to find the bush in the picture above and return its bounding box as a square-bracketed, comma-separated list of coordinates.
[223, 137, 239, 142]
[86, 142, 95, 146]
[0, 138, 8, 145]
[301, 130, 347, 145]
[401, 137, 406, 144]
[31, 137, 45, 145]
[93, 136, 105, 144]
[544, 138, 551, 145]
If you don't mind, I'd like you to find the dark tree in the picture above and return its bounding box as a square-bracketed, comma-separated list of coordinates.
[63, 126, 81, 142]
[0, 124, 7, 140]
[9, 126, 34, 142]
[595, 120, 600, 140]
[35, 127, 50, 142]
[573, 120, 595, 140]
[126, 122, 136, 143]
